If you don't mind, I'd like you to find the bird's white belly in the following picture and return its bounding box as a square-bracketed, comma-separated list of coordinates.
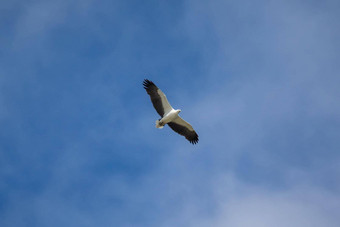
[160, 110, 178, 124]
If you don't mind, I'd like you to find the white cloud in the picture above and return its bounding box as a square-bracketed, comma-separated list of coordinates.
[211, 184, 340, 227]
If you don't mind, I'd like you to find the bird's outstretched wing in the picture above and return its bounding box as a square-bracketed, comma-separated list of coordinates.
[168, 117, 199, 144]
[143, 79, 173, 117]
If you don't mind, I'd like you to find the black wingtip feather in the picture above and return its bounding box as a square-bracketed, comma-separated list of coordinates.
[143, 79, 156, 90]
[189, 136, 199, 145]
[191, 140, 198, 145]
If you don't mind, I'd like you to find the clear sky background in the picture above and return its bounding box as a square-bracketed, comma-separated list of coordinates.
[1, 0, 340, 226]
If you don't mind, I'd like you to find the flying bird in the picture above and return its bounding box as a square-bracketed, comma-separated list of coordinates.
[143, 79, 199, 144]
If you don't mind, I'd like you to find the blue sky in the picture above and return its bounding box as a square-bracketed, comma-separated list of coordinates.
[1, 0, 340, 226]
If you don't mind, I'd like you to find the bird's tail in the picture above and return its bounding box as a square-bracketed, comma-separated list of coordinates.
[155, 120, 164, 129]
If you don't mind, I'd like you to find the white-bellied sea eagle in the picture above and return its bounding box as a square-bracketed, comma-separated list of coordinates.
[143, 79, 199, 144]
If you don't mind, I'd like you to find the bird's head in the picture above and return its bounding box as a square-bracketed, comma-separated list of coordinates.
[176, 109, 181, 113]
